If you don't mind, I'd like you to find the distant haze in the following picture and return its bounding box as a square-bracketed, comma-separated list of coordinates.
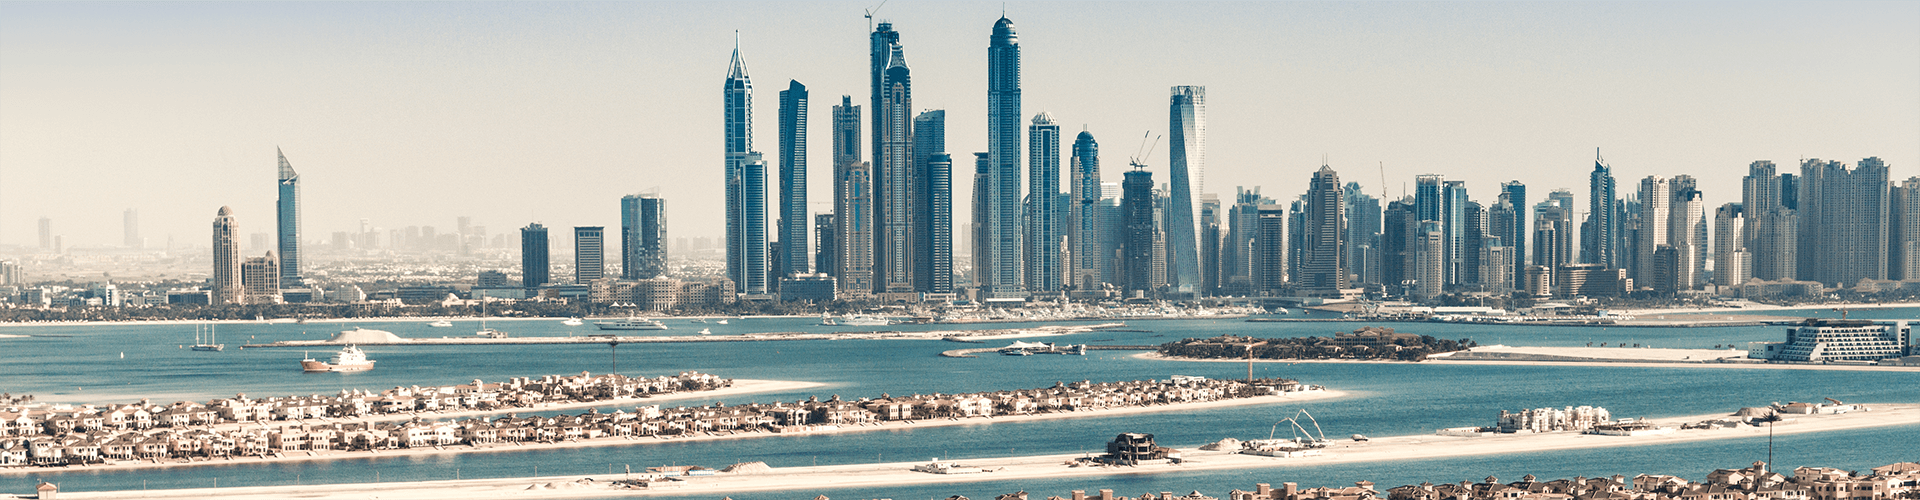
[2, 1, 1916, 248]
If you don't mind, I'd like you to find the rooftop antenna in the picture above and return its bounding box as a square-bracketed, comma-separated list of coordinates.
[864, 0, 889, 30]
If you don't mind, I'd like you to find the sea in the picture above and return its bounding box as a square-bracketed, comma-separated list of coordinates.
[2, 308, 1917, 499]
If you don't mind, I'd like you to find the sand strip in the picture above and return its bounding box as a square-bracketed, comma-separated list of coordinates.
[1138, 351, 1920, 372]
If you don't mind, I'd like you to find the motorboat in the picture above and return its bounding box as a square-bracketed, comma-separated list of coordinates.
[561, 317, 584, 326]
[716, 319, 729, 325]
[595, 318, 670, 330]
[690, 318, 708, 324]
[428, 319, 453, 328]
[302, 346, 375, 372]
[698, 328, 712, 335]
[821, 315, 893, 326]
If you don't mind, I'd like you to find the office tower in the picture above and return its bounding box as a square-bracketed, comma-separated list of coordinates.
[1345, 182, 1381, 287]
[1462, 200, 1485, 287]
[457, 216, 473, 255]
[1587, 153, 1619, 267]
[1487, 200, 1516, 272]
[815, 213, 838, 278]
[1670, 187, 1705, 290]
[242, 251, 280, 304]
[1224, 187, 1264, 293]
[1300, 166, 1347, 292]
[724, 37, 767, 295]
[1715, 203, 1749, 287]
[575, 226, 605, 283]
[1068, 130, 1103, 291]
[1381, 198, 1415, 295]
[1414, 175, 1444, 225]
[621, 194, 668, 279]
[1413, 221, 1445, 301]
[873, 41, 916, 294]
[1200, 194, 1222, 295]
[1651, 245, 1680, 295]
[985, 17, 1025, 299]
[870, 21, 899, 188]
[1099, 181, 1124, 290]
[1500, 181, 1528, 280]
[1024, 112, 1062, 294]
[1161, 86, 1208, 295]
[1635, 176, 1669, 288]
[1121, 169, 1157, 296]
[521, 223, 549, 288]
[276, 148, 303, 286]
[778, 80, 809, 279]
[1535, 203, 1574, 270]
[1478, 237, 1512, 293]
[123, 209, 139, 248]
[913, 109, 950, 294]
[212, 207, 243, 305]
[832, 96, 873, 295]
[1743, 161, 1797, 281]
[37, 217, 51, 250]
[1799, 158, 1891, 286]
[1151, 186, 1171, 289]
[1892, 178, 1920, 281]
[1288, 197, 1306, 285]
[1253, 204, 1287, 296]
[1441, 181, 1468, 286]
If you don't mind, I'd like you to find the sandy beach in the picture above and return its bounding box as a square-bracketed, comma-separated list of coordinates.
[1138, 349, 1920, 372]
[45, 402, 1918, 500]
[2, 389, 1345, 477]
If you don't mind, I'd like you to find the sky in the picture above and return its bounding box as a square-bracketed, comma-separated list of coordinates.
[2, 1, 1917, 251]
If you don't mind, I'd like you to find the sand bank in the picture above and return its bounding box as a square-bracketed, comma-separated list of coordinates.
[52, 403, 1919, 500]
[1140, 350, 1920, 372]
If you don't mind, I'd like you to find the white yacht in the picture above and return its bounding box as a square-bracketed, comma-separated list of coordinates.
[594, 318, 670, 330]
[561, 317, 584, 326]
[428, 319, 453, 328]
[822, 315, 893, 326]
[302, 345, 375, 372]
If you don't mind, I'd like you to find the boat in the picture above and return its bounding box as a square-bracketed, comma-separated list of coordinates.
[821, 315, 892, 326]
[690, 318, 708, 324]
[190, 324, 224, 352]
[428, 319, 453, 328]
[475, 302, 508, 338]
[1003, 349, 1032, 356]
[596, 318, 669, 330]
[301, 345, 375, 372]
[716, 319, 729, 325]
[698, 328, 712, 335]
[561, 317, 584, 326]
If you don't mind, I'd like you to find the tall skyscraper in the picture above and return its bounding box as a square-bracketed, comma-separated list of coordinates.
[521, 223, 550, 288]
[1670, 187, 1706, 290]
[972, 152, 994, 289]
[37, 217, 51, 251]
[724, 38, 766, 295]
[1500, 181, 1528, 281]
[832, 96, 873, 295]
[242, 251, 281, 304]
[1799, 158, 1890, 286]
[122, 209, 139, 249]
[985, 16, 1025, 299]
[620, 194, 668, 280]
[212, 206, 242, 305]
[1068, 130, 1103, 291]
[1025, 112, 1062, 294]
[1743, 161, 1796, 281]
[1165, 86, 1206, 294]
[1381, 197, 1415, 295]
[1225, 187, 1265, 294]
[1891, 177, 1920, 281]
[873, 41, 916, 295]
[276, 148, 302, 286]
[1635, 176, 1669, 288]
[1300, 166, 1347, 292]
[1252, 204, 1288, 296]
[1121, 169, 1156, 296]
[1344, 183, 1381, 287]
[777, 80, 810, 279]
[1587, 152, 1618, 268]
[1714, 203, 1749, 287]
[1200, 194, 1222, 295]
[575, 226, 605, 284]
[815, 213, 838, 279]
[913, 109, 950, 294]
[1413, 220, 1445, 301]
[1442, 181, 1468, 286]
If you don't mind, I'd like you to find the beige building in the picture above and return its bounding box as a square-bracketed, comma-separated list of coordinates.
[242, 252, 282, 304]
[212, 206, 243, 305]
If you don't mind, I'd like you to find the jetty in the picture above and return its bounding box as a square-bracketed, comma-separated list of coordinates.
[242, 323, 1128, 349]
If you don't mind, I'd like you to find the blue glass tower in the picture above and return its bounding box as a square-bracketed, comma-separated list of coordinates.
[724, 35, 766, 294]
[275, 148, 302, 286]
[1165, 86, 1205, 294]
[778, 80, 809, 279]
[985, 16, 1026, 299]
[1025, 112, 1062, 293]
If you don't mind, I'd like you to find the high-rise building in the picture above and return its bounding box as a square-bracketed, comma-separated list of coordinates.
[1224, 187, 1265, 294]
[1743, 160, 1797, 281]
[832, 96, 873, 295]
[123, 209, 140, 249]
[1345, 183, 1381, 287]
[1442, 181, 1468, 286]
[276, 148, 303, 286]
[37, 217, 51, 251]
[212, 207, 243, 305]
[242, 251, 281, 304]
[724, 36, 766, 295]
[1300, 166, 1347, 292]
[1253, 204, 1288, 296]
[1587, 153, 1619, 267]
[1099, 181, 1125, 291]
[1165, 86, 1205, 294]
[1635, 176, 1670, 289]
[620, 194, 668, 280]
[1714, 203, 1749, 287]
[521, 223, 549, 288]
[1413, 220, 1445, 301]
[1025, 112, 1062, 294]
[1500, 181, 1528, 280]
[1068, 130, 1103, 292]
[1799, 158, 1891, 286]
[575, 226, 605, 284]
[874, 41, 916, 295]
[1200, 194, 1222, 295]
[1121, 169, 1157, 296]
[815, 213, 838, 279]
[1670, 187, 1706, 290]
[1462, 199, 1486, 287]
[985, 17, 1025, 299]
[777, 80, 810, 279]
[1381, 197, 1415, 296]
[973, 152, 994, 290]
[1891, 178, 1920, 281]
[913, 109, 950, 294]
[1478, 236, 1512, 293]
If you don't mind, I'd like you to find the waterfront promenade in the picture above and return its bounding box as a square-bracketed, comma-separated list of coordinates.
[45, 403, 1919, 500]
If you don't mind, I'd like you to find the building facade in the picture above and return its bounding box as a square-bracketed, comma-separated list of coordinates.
[620, 194, 668, 280]
[1025, 112, 1062, 294]
[984, 17, 1026, 300]
[1165, 86, 1206, 295]
[212, 207, 243, 305]
[1068, 130, 1103, 292]
[276, 149, 303, 286]
[521, 223, 549, 288]
[777, 80, 810, 280]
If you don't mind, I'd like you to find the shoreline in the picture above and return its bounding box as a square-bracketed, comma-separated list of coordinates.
[3, 389, 1347, 476]
[48, 402, 1920, 500]
[1136, 351, 1920, 372]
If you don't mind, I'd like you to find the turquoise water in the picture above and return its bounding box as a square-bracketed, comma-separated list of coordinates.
[2, 314, 1916, 496]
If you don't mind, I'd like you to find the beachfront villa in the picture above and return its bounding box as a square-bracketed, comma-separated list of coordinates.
[1746, 319, 1914, 363]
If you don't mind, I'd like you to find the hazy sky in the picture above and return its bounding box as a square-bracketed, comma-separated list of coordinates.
[3, 1, 1916, 250]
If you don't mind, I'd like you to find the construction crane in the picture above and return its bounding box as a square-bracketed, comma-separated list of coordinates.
[864, 0, 889, 31]
[1130, 132, 1161, 171]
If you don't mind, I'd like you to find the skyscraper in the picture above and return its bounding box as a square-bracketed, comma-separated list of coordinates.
[1891, 178, 1920, 281]
[913, 109, 950, 294]
[1714, 203, 1749, 287]
[832, 96, 873, 295]
[972, 152, 993, 289]
[777, 80, 810, 279]
[1670, 187, 1705, 290]
[1635, 175, 1669, 288]
[985, 17, 1025, 299]
[1121, 169, 1156, 296]
[123, 209, 139, 249]
[1301, 166, 1347, 292]
[575, 226, 605, 284]
[874, 41, 915, 295]
[724, 38, 766, 295]
[521, 223, 550, 288]
[1799, 158, 1890, 286]
[1200, 194, 1222, 295]
[815, 213, 838, 279]
[276, 148, 302, 286]
[1253, 204, 1288, 296]
[1344, 183, 1381, 287]
[242, 251, 281, 304]
[1068, 130, 1103, 292]
[1587, 153, 1618, 267]
[1382, 198, 1415, 295]
[1025, 112, 1062, 294]
[1500, 181, 1528, 281]
[37, 217, 51, 251]
[620, 194, 667, 280]
[1165, 86, 1206, 294]
[1225, 187, 1265, 294]
[1743, 161, 1796, 281]
[1414, 220, 1445, 301]
[1442, 181, 1468, 286]
[212, 206, 242, 305]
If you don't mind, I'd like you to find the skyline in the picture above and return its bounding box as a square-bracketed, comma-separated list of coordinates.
[3, 2, 1918, 249]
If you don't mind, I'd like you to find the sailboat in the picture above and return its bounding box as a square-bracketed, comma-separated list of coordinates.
[191, 323, 224, 351]
[475, 301, 507, 339]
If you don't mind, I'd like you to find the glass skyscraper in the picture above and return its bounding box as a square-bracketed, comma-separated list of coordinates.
[574, 226, 605, 284]
[875, 41, 915, 294]
[620, 194, 667, 280]
[777, 80, 809, 279]
[521, 223, 549, 288]
[832, 96, 873, 295]
[913, 110, 951, 294]
[1166, 86, 1205, 294]
[1025, 112, 1062, 294]
[1588, 152, 1618, 268]
[1069, 130, 1103, 291]
[985, 16, 1025, 299]
[276, 148, 302, 287]
[725, 36, 766, 295]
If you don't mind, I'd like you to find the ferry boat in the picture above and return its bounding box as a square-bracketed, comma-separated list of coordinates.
[561, 317, 584, 326]
[301, 346, 375, 372]
[595, 318, 670, 330]
[821, 315, 893, 326]
[428, 319, 453, 328]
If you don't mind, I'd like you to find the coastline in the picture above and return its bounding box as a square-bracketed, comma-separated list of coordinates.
[3, 389, 1346, 476]
[1136, 351, 1920, 372]
[49, 402, 1920, 500]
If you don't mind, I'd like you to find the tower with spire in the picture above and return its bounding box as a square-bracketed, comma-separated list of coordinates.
[724, 33, 768, 295]
[985, 15, 1026, 299]
[276, 148, 302, 288]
